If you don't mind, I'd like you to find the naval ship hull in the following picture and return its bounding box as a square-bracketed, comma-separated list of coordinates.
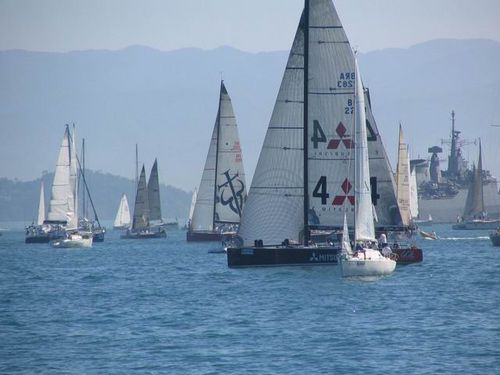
[418, 183, 500, 223]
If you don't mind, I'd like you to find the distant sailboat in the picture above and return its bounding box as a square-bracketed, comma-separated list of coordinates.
[340, 58, 396, 278]
[26, 126, 74, 243]
[121, 160, 167, 239]
[396, 125, 412, 227]
[184, 187, 198, 230]
[187, 81, 247, 241]
[452, 140, 500, 230]
[113, 193, 131, 230]
[37, 181, 45, 226]
[227, 0, 422, 267]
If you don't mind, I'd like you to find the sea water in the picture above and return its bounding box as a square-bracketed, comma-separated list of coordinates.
[0, 224, 499, 374]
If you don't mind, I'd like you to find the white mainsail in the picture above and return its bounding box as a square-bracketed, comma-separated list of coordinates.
[147, 159, 162, 222]
[409, 167, 419, 219]
[191, 82, 247, 232]
[132, 166, 149, 230]
[37, 181, 45, 225]
[396, 125, 411, 226]
[46, 126, 75, 224]
[354, 58, 376, 242]
[114, 193, 131, 228]
[214, 82, 247, 224]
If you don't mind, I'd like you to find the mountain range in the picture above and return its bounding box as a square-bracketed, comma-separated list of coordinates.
[1, 38, 500, 216]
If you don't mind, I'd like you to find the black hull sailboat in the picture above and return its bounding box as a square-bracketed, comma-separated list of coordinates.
[227, 0, 422, 268]
[187, 82, 247, 243]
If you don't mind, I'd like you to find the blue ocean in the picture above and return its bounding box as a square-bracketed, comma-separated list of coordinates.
[1, 224, 499, 374]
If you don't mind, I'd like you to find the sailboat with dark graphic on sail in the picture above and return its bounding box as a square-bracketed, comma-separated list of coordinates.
[227, 0, 422, 267]
[187, 81, 247, 242]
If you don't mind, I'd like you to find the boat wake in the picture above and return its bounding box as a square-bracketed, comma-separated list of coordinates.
[439, 236, 489, 241]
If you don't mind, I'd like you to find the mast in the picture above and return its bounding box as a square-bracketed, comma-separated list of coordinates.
[302, 0, 310, 245]
[82, 138, 86, 219]
[135, 143, 139, 188]
[212, 81, 222, 231]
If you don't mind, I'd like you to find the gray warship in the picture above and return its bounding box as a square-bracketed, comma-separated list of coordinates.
[411, 111, 500, 223]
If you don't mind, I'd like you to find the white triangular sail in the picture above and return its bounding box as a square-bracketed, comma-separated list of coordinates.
[214, 82, 247, 224]
[238, 12, 306, 246]
[46, 126, 74, 224]
[354, 58, 376, 242]
[396, 125, 411, 226]
[37, 181, 45, 225]
[147, 159, 162, 222]
[341, 214, 353, 255]
[67, 125, 78, 230]
[409, 167, 419, 219]
[191, 82, 247, 232]
[188, 188, 197, 222]
[114, 194, 131, 228]
[132, 166, 149, 230]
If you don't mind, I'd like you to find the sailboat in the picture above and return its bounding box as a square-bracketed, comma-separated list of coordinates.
[339, 58, 396, 278]
[187, 81, 247, 242]
[77, 138, 106, 242]
[113, 193, 131, 230]
[121, 160, 167, 239]
[452, 140, 500, 230]
[396, 125, 412, 227]
[227, 0, 422, 267]
[26, 126, 75, 243]
[25, 180, 58, 243]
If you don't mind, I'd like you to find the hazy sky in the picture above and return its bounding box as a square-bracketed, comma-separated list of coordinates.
[2, 0, 500, 53]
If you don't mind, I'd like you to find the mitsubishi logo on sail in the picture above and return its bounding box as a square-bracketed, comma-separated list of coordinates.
[218, 169, 245, 217]
[332, 178, 355, 206]
[327, 122, 354, 149]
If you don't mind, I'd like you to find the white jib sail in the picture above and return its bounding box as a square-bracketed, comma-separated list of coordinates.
[396, 125, 411, 226]
[409, 167, 419, 219]
[37, 181, 45, 225]
[191, 105, 218, 232]
[46, 126, 73, 224]
[188, 188, 197, 222]
[67, 125, 78, 230]
[114, 193, 131, 228]
[214, 82, 247, 225]
[354, 58, 376, 242]
[342, 213, 353, 255]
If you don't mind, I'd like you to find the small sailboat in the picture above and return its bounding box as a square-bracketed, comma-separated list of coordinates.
[452, 141, 500, 230]
[184, 187, 198, 230]
[339, 59, 396, 278]
[26, 126, 78, 244]
[50, 231, 93, 248]
[121, 160, 167, 239]
[414, 214, 433, 226]
[113, 193, 131, 230]
[187, 81, 247, 242]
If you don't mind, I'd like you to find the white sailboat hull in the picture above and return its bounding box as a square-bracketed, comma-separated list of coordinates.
[340, 249, 396, 277]
[50, 233, 93, 248]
